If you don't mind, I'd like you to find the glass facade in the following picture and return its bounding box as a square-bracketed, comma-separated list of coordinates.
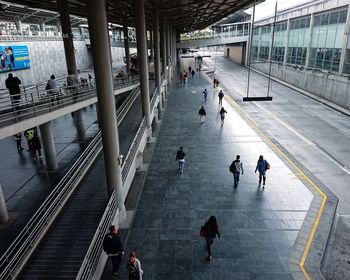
[247, 5, 349, 74]
[287, 16, 310, 65]
[259, 25, 271, 60]
[309, 7, 347, 72]
[272, 21, 287, 62]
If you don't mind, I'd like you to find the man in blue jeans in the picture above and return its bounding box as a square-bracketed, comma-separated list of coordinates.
[175, 146, 186, 174]
[230, 155, 244, 188]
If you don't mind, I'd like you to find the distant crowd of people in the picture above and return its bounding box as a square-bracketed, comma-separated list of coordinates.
[4, 70, 94, 111]
[14, 127, 42, 161]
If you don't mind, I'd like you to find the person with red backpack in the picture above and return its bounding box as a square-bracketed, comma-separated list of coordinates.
[201, 216, 221, 261]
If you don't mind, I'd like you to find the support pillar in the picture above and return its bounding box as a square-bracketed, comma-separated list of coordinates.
[150, 29, 154, 60]
[153, 10, 162, 109]
[15, 20, 21, 32]
[160, 22, 167, 96]
[135, 0, 152, 138]
[57, 0, 85, 142]
[86, 0, 126, 218]
[39, 20, 45, 32]
[74, 109, 86, 141]
[123, 22, 130, 73]
[40, 121, 58, 171]
[0, 183, 9, 224]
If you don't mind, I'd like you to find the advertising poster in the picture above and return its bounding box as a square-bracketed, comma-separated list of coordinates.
[0, 45, 30, 72]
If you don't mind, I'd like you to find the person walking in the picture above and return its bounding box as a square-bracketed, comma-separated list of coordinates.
[179, 71, 183, 84]
[198, 106, 206, 124]
[32, 131, 43, 161]
[219, 107, 227, 126]
[24, 127, 35, 152]
[127, 252, 143, 280]
[203, 89, 208, 102]
[215, 79, 220, 88]
[202, 216, 221, 261]
[175, 146, 186, 174]
[14, 133, 24, 152]
[67, 69, 79, 102]
[218, 90, 224, 106]
[188, 65, 192, 77]
[191, 69, 195, 79]
[213, 77, 217, 88]
[103, 225, 124, 276]
[5, 73, 21, 110]
[46, 74, 60, 106]
[229, 155, 244, 188]
[255, 155, 270, 189]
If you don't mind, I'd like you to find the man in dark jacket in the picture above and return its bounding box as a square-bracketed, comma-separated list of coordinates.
[175, 146, 186, 174]
[103, 225, 124, 276]
[5, 73, 21, 110]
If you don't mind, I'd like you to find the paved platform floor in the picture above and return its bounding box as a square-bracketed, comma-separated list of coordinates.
[111, 64, 314, 279]
[0, 79, 154, 256]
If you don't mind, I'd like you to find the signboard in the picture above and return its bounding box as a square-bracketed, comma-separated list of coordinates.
[0, 45, 30, 72]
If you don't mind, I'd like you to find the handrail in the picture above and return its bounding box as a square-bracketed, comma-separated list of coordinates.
[0, 85, 141, 280]
[0, 75, 140, 127]
[76, 87, 161, 280]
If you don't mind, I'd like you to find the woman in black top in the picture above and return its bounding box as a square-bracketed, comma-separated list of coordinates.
[204, 216, 221, 261]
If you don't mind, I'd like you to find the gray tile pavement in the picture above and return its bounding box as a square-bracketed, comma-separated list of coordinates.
[111, 64, 315, 279]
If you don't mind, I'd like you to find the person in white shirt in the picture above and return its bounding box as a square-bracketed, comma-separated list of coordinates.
[127, 251, 143, 280]
[46, 75, 60, 105]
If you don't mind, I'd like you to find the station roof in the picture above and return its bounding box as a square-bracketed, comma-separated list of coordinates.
[0, 0, 259, 32]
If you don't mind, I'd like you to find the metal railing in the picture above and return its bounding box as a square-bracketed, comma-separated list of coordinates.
[0, 75, 140, 127]
[0, 85, 141, 280]
[76, 87, 161, 280]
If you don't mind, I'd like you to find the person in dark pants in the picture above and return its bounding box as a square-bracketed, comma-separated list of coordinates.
[255, 155, 270, 189]
[230, 155, 244, 188]
[219, 107, 227, 126]
[5, 73, 21, 110]
[32, 131, 43, 161]
[14, 133, 24, 151]
[203, 216, 221, 261]
[24, 127, 35, 152]
[175, 146, 186, 174]
[103, 225, 124, 276]
[218, 90, 224, 106]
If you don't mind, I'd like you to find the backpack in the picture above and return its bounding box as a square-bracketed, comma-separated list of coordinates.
[265, 161, 270, 170]
[127, 261, 139, 279]
[229, 161, 236, 173]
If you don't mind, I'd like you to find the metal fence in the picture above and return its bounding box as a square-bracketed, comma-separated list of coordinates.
[0, 86, 141, 280]
[0, 75, 140, 126]
[76, 86, 161, 280]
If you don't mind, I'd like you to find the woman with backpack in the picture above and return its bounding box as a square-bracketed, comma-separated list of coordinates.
[255, 155, 270, 188]
[127, 251, 143, 280]
[202, 216, 221, 261]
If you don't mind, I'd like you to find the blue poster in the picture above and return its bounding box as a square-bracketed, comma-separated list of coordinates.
[0, 45, 30, 72]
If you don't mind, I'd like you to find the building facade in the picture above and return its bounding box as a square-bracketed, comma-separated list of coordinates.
[250, 0, 350, 109]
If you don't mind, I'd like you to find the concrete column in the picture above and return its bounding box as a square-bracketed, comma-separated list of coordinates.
[0, 183, 9, 224]
[305, 14, 314, 68]
[40, 122, 58, 171]
[86, 0, 126, 218]
[153, 10, 163, 110]
[15, 20, 22, 32]
[160, 22, 167, 96]
[166, 25, 170, 66]
[73, 109, 86, 141]
[257, 27, 261, 59]
[339, 8, 350, 74]
[135, 0, 152, 135]
[150, 29, 154, 60]
[161, 23, 167, 77]
[283, 19, 290, 64]
[123, 22, 131, 73]
[39, 20, 45, 32]
[57, 0, 85, 142]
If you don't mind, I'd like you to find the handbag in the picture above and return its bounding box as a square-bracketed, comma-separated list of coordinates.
[199, 226, 206, 237]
